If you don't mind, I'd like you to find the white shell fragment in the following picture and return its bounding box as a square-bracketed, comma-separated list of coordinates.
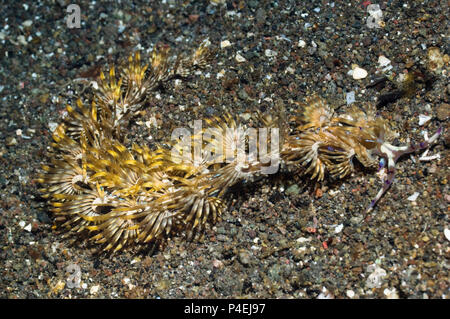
[351, 65, 368, 80]
[296, 237, 312, 243]
[378, 55, 391, 67]
[24, 224, 32, 232]
[418, 114, 431, 126]
[220, 40, 231, 49]
[264, 49, 278, 57]
[216, 69, 225, 79]
[367, 4, 382, 16]
[366, 265, 387, 289]
[407, 192, 420, 201]
[378, 55, 392, 71]
[298, 39, 306, 48]
[235, 52, 246, 63]
[17, 35, 28, 45]
[334, 224, 344, 234]
[383, 287, 399, 299]
[48, 122, 59, 132]
[90, 285, 100, 295]
[444, 228, 450, 242]
[317, 287, 334, 299]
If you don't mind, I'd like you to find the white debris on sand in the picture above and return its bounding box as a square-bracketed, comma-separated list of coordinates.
[346, 91, 355, 105]
[351, 65, 368, 80]
[418, 114, 431, 126]
[235, 52, 246, 63]
[407, 192, 420, 201]
[366, 264, 387, 289]
[444, 228, 450, 242]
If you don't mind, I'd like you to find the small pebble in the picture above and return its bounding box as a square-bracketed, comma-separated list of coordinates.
[285, 184, 300, 195]
[296, 237, 311, 243]
[307, 40, 317, 54]
[436, 103, 449, 121]
[298, 39, 306, 48]
[264, 49, 277, 57]
[17, 35, 27, 45]
[238, 249, 252, 266]
[22, 20, 33, 27]
[285, 66, 295, 74]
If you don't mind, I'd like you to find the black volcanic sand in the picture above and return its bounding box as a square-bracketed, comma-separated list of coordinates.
[0, 0, 448, 298]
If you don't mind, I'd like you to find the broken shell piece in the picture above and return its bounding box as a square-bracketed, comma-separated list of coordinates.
[383, 287, 399, 299]
[334, 224, 344, 234]
[220, 40, 231, 49]
[407, 192, 419, 201]
[351, 64, 368, 80]
[216, 69, 225, 79]
[444, 228, 450, 242]
[24, 224, 32, 232]
[378, 55, 391, 67]
[418, 114, 432, 126]
[378, 55, 392, 71]
[48, 122, 59, 132]
[265, 49, 278, 57]
[235, 52, 246, 63]
[298, 39, 306, 48]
